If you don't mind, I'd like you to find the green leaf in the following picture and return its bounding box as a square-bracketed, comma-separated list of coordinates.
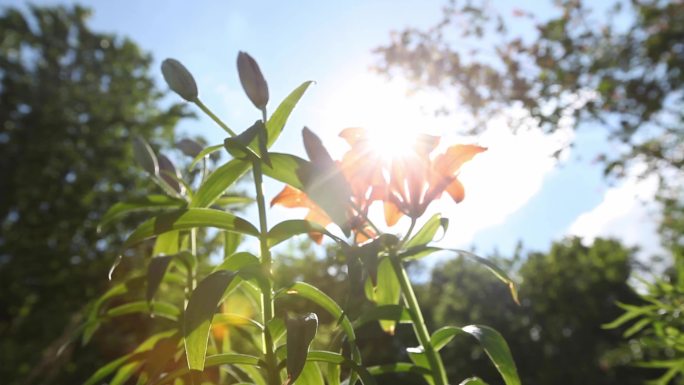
[460, 377, 488, 385]
[403, 214, 448, 249]
[189, 143, 223, 169]
[431, 325, 520, 385]
[305, 351, 377, 385]
[191, 159, 250, 208]
[623, 317, 652, 338]
[295, 362, 325, 385]
[214, 195, 254, 207]
[286, 313, 319, 385]
[84, 330, 177, 385]
[98, 195, 185, 232]
[268, 219, 341, 248]
[399, 246, 442, 261]
[277, 282, 356, 344]
[267, 317, 287, 345]
[265, 81, 314, 147]
[123, 208, 258, 249]
[105, 301, 180, 321]
[262, 152, 309, 190]
[602, 303, 656, 329]
[372, 257, 401, 334]
[149, 353, 261, 385]
[451, 249, 519, 305]
[366, 363, 431, 377]
[354, 304, 411, 328]
[212, 252, 260, 273]
[184, 270, 237, 371]
[152, 230, 179, 256]
[82, 276, 146, 343]
[146, 256, 173, 302]
[212, 313, 263, 330]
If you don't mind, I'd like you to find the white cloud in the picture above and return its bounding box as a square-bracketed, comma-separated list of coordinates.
[567, 172, 663, 259]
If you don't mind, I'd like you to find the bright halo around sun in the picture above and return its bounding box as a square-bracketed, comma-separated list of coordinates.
[316, 72, 446, 161]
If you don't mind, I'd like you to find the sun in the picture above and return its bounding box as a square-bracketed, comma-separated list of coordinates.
[364, 124, 420, 162]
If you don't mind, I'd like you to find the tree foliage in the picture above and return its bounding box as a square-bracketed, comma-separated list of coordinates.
[0, 5, 188, 384]
[375, 0, 684, 182]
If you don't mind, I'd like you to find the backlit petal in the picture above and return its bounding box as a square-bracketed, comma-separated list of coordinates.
[384, 201, 403, 226]
[446, 178, 466, 203]
[434, 144, 487, 176]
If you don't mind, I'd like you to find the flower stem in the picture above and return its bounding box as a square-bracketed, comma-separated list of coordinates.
[389, 252, 448, 385]
[252, 147, 279, 385]
[194, 98, 237, 137]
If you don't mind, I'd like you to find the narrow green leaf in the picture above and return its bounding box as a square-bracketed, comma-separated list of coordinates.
[184, 270, 237, 371]
[295, 362, 325, 385]
[212, 313, 263, 330]
[123, 208, 258, 249]
[623, 317, 652, 338]
[262, 152, 308, 190]
[453, 249, 519, 305]
[105, 301, 180, 320]
[460, 377, 488, 385]
[212, 252, 259, 273]
[82, 277, 145, 343]
[372, 257, 401, 334]
[84, 330, 176, 385]
[99, 195, 185, 231]
[150, 353, 261, 385]
[191, 159, 250, 208]
[463, 325, 520, 385]
[354, 304, 411, 328]
[189, 143, 223, 169]
[278, 282, 355, 343]
[305, 351, 377, 385]
[286, 313, 319, 385]
[366, 363, 431, 377]
[146, 256, 173, 302]
[267, 317, 287, 345]
[403, 214, 448, 249]
[268, 219, 340, 248]
[152, 230, 179, 256]
[110, 361, 140, 385]
[602, 303, 655, 329]
[265, 81, 314, 146]
[214, 195, 254, 207]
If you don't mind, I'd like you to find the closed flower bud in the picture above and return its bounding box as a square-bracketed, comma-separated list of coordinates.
[237, 51, 269, 109]
[176, 138, 203, 158]
[161, 58, 198, 102]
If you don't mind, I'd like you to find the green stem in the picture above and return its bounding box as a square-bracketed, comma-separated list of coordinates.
[194, 98, 237, 137]
[389, 252, 448, 385]
[252, 158, 279, 385]
[402, 217, 417, 244]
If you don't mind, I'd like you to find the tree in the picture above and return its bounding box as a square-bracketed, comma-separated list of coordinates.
[0, 5, 188, 384]
[375, 0, 684, 183]
[420, 238, 649, 385]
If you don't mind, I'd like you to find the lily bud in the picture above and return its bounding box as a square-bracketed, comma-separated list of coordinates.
[161, 58, 198, 102]
[176, 138, 203, 158]
[237, 51, 269, 109]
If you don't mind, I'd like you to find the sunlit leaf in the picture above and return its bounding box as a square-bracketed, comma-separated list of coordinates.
[105, 300, 180, 321]
[150, 353, 261, 385]
[262, 152, 309, 190]
[372, 257, 401, 334]
[184, 270, 237, 371]
[212, 252, 259, 273]
[265, 81, 314, 146]
[431, 325, 520, 385]
[191, 159, 250, 208]
[123, 208, 258, 249]
[354, 304, 411, 328]
[133, 135, 158, 175]
[460, 377, 488, 385]
[98, 195, 185, 232]
[189, 143, 223, 169]
[277, 282, 356, 344]
[305, 351, 377, 385]
[84, 330, 177, 385]
[366, 363, 431, 377]
[286, 313, 319, 385]
[267, 219, 341, 248]
[152, 230, 179, 256]
[146, 256, 173, 302]
[403, 214, 448, 249]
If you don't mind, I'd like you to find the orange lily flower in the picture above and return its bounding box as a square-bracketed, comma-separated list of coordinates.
[384, 139, 486, 226]
[271, 128, 378, 244]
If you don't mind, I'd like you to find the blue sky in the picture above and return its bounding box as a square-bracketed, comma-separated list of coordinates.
[5, 0, 661, 260]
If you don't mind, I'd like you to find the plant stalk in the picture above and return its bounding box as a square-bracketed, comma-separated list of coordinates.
[252, 157, 279, 385]
[194, 98, 237, 136]
[389, 252, 448, 385]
